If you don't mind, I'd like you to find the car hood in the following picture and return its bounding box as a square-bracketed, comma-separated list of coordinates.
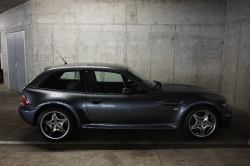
[157, 83, 222, 96]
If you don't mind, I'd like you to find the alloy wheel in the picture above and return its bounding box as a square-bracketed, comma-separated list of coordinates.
[40, 111, 70, 139]
[188, 110, 216, 138]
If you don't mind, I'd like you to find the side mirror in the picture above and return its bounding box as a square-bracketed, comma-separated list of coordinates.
[122, 88, 132, 94]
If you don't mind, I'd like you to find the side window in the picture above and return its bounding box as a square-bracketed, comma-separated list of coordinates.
[60, 71, 80, 80]
[86, 71, 125, 93]
[39, 71, 83, 92]
[125, 77, 147, 93]
[95, 71, 123, 82]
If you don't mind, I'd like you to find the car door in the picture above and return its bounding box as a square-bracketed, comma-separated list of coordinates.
[85, 70, 155, 124]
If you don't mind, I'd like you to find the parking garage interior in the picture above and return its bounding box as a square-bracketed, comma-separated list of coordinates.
[0, 0, 250, 165]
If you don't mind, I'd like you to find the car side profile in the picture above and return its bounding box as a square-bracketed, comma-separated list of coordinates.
[18, 63, 232, 141]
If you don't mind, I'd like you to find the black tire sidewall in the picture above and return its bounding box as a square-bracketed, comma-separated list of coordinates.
[37, 107, 75, 141]
[182, 106, 220, 140]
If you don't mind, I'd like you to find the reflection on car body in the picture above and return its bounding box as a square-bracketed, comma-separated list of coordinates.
[18, 63, 232, 141]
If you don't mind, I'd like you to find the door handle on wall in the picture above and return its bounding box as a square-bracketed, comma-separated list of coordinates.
[15, 62, 17, 68]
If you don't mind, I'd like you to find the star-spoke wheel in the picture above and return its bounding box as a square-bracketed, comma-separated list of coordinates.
[39, 111, 70, 140]
[189, 110, 216, 138]
[182, 106, 219, 140]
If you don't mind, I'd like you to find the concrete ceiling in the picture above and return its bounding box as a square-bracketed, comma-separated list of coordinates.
[0, 0, 29, 14]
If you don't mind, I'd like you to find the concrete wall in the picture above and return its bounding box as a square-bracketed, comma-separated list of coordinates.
[221, 0, 250, 113]
[0, 1, 33, 87]
[1, 0, 249, 113]
[30, 0, 226, 94]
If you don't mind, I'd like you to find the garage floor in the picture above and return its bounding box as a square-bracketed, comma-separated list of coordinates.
[0, 84, 250, 166]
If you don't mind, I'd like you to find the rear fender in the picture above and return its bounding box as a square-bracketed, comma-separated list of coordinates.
[34, 101, 81, 125]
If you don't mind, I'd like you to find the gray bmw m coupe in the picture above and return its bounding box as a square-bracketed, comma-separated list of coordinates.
[19, 63, 232, 141]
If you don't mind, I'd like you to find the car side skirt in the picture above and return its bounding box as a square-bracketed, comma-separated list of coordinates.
[79, 123, 178, 129]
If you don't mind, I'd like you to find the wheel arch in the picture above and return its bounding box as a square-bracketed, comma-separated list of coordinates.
[179, 103, 223, 128]
[33, 102, 80, 126]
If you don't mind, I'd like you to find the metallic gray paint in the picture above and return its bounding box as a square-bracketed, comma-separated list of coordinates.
[19, 63, 232, 130]
[85, 93, 155, 123]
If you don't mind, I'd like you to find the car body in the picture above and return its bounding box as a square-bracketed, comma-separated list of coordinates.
[18, 63, 232, 140]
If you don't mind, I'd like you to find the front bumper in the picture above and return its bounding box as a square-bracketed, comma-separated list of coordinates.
[18, 104, 37, 125]
[216, 105, 232, 128]
[222, 113, 232, 128]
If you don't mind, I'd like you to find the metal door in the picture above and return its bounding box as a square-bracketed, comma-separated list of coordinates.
[84, 70, 155, 124]
[15, 32, 27, 92]
[6, 34, 18, 91]
[6, 32, 27, 93]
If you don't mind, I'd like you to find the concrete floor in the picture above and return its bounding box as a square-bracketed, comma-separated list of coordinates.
[0, 84, 250, 166]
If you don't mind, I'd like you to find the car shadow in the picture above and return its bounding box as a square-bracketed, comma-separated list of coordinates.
[25, 129, 250, 151]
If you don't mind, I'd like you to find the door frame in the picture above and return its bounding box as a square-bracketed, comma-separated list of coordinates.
[5, 31, 27, 91]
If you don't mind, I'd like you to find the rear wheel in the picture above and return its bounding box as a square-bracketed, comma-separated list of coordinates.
[182, 106, 219, 140]
[37, 107, 75, 141]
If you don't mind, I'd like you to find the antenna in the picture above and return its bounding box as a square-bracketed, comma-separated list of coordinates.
[51, 44, 67, 65]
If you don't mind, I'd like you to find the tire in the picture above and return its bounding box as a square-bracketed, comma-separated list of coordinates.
[182, 106, 220, 140]
[37, 107, 75, 141]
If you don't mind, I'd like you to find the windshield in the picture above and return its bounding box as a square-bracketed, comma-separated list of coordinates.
[127, 67, 157, 90]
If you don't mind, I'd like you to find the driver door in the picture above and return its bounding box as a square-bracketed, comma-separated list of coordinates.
[85, 70, 155, 124]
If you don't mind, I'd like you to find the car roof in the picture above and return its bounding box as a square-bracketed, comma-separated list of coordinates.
[44, 63, 128, 71]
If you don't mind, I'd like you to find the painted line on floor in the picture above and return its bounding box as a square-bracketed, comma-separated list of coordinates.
[0, 141, 247, 145]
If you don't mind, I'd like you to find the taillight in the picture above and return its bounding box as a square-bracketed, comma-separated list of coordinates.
[22, 95, 29, 105]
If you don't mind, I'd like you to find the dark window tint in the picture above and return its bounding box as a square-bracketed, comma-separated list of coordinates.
[127, 67, 156, 90]
[40, 71, 83, 92]
[60, 71, 80, 80]
[123, 77, 147, 93]
[86, 71, 125, 93]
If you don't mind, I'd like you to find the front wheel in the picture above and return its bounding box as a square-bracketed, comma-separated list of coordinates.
[182, 106, 220, 140]
[37, 107, 75, 141]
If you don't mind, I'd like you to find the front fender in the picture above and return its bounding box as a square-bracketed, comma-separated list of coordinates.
[178, 101, 223, 128]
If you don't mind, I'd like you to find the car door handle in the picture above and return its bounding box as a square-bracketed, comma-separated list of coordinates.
[91, 99, 102, 104]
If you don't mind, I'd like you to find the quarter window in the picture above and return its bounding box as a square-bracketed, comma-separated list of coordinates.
[39, 71, 83, 92]
[60, 71, 80, 80]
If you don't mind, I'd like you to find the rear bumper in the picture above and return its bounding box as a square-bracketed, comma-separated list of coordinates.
[18, 104, 37, 125]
